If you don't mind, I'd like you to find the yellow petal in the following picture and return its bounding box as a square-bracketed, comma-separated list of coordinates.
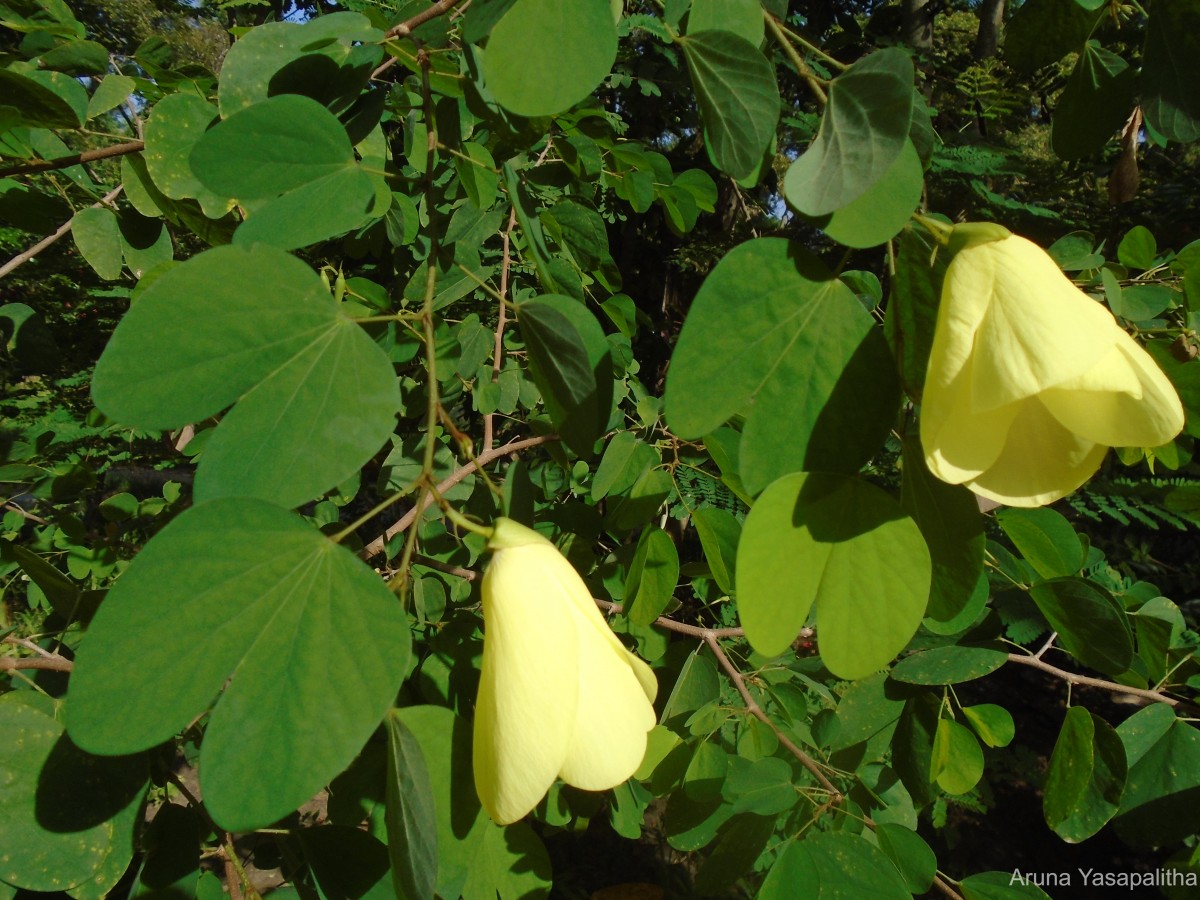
[950, 235, 1114, 411]
[922, 353, 1020, 485]
[1041, 331, 1185, 448]
[473, 538, 579, 825]
[473, 518, 657, 824]
[964, 398, 1109, 507]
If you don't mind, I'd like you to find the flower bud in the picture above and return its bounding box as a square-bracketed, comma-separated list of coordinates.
[473, 518, 657, 824]
[921, 231, 1184, 507]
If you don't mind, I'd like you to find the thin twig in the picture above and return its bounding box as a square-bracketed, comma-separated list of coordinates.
[360, 435, 557, 561]
[1007, 653, 1189, 709]
[1033, 631, 1057, 660]
[373, 0, 470, 78]
[593, 598, 744, 640]
[221, 838, 245, 900]
[0, 184, 124, 280]
[483, 207, 519, 453]
[3, 502, 49, 525]
[0, 655, 74, 673]
[931, 874, 965, 900]
[703, 631, 842, 796]
[764, 14, 828, 105]
[0, 140, 144, 178]
[3, 635, 55, 658]
[412, 553, 478, 581]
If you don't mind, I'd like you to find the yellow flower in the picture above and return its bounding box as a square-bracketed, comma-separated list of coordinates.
[921, 228, 1184, 507]
[473, 518, 658, 824]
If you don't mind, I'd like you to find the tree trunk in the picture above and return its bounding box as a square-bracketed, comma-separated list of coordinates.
[973, 0, 1006, 60]
[903, 0, 935, 52]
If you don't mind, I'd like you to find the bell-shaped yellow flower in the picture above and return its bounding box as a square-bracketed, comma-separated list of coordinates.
[921, 229, 1185, 507]
[473, 517, 658, 824]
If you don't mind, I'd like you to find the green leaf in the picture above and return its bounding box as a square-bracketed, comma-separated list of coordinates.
[624, 526, 680, 625]
[1004, 0, 1099, 74]
[686, 0, 763, 46]
[592, 432, 657, 500]
[191, 94, 378, 250]
[723, 756, 792, 815]
[960, 871, 1053, 899]
[67, 498, 412, 832]
[72, 206, 124, 281]
[890, 646, 1006, 685]
[1114, 704, 1200, 847]
[1142, 0, 1200, 142]
[931, 717, 983, 795]
[483, 0, 617, 117]
[92, 244, 399, 508]
[143, 92, 228, 217]
[459, 820, 552, 900]
[783, 48, 914, 216]
[11, 544, 78, 620]
[542, 200, 608, 271]
[0, 697, 147, 892]
[394, 707, 485, 899]
[693, 813, 775, 894]
[216, 13, 383, 117]
[301, 826, 393, 900]
[117, 210, 172, 279]
[39, 38, 108, 75]
[678, 30, 779, 180]
[810, 139, 924, 248]
[665, 238, 900, 495]
[758, 831, 910, 900]
[885, 227, 947, 399]
[1051, 42, 1134, 159]
[0, 67, 83, 127]
[875, 823, 936, 894]
[691, 506, 739, 594]
[1118, 225, 1157, 270]
[384, 712, 438, 900]
[455, 141, 498, 209]
[961, 704, 1015, 749]
[86, 74, 135, 119]
[900, 436, 985, 626]
[995, 507, 1084, 580]
[736, 472, 931, 679]
[518, 294, 613, 456]
[1043, 706, 1126, 842]
[1028, 577, 1133, 675]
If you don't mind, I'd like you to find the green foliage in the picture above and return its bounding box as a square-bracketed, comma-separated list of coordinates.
[3, 0, 1200, 896]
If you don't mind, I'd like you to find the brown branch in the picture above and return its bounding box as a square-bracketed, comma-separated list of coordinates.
[359, 433, 557, 560]
[593, 598, 745, 640]
[0, 184, 124, 280]
[373, 0, 472, 78]
[483, 206, 519, 453]
[0, 655, 74, 673]
[0, 140, 144, 178]
[932, 875, 965, 900]
[3, 502, 49, 525]
[412, 553, 478, 581]
[1006, 653, 1190, 710]
[703, 632, 841, 797]
[220, 839, 245, 900]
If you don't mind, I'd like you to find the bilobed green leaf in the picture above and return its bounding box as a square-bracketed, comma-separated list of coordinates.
[678, 30, 779, 180]
[625, 526, 680, 625]
[900, 436, 985, 626]
[592, 432, 656, 500]
[1004, 0, 1100, 74]
[783, 48, 914, 216]
[67, 498, 412, 833]
[1028, 578, 1133, 675]
[0, 697, 147, 893]
[1142, 0, 1200, 142]
[518, 294, 613, 456]
[143, 92, 228, 218]
[875, 823, 936, 895]
[1044, 707, 1126, 842]
[665, 239, 900, 495]
[812, 139, 924, 248]
[191, 94, 378, 249]
[691, 506, 740, 594]
[92, 244, 399, 508]
[687, 0, 763, 46]
[1113, 704, 1200, 848]
[995, 507, 1083, 580]
[1052, 42, 1134, 159]
[217, 12, 383, 117]
[0, 67, 83, 127]
[72, 206, 123, 281]
[384, 712, 438, 900]
[931, 717, 983, 795]
[962, 704, 1015, 749]
[483, 0, 617, 117]
[890, 646, 1006, 686]
[758, 831, 910, 900]
[736, 472, 931, 679]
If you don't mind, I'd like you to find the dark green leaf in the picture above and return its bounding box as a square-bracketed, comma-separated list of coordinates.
[1043, 706, 1126, 842]
[1004, 0, 1099, 74]
[1028, 577, 1133, 675]
[758, 831, 910, 899]
[1051, 42, 1134, 159]
[624, 526, 680, 625]
[384, 712, 438, 900]
[891, 646, 1006, 685]
[1142, 0, 1200, 142]
[995, 507, 1084, 580]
